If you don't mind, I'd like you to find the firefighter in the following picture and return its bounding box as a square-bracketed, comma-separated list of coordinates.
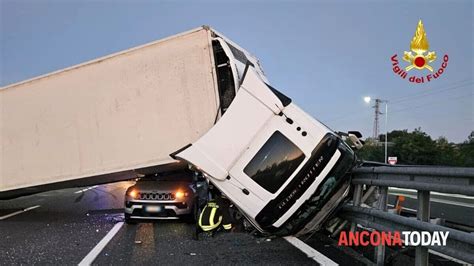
[193, 195, 232, 240]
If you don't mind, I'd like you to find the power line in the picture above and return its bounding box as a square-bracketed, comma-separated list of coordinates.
[324, 93, 472, 124]
[390, 92, 473, 114]
[390, 80, 473, 104]
[389, 79, 472, 101]
[324, 80, 473, 123]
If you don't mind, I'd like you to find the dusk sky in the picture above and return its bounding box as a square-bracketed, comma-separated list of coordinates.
[1, 0, 472, 142]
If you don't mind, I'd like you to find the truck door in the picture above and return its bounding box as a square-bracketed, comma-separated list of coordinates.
[172, 67, 292, 218]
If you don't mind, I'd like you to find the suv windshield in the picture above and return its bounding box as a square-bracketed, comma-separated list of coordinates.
[244, 131, 305, 193]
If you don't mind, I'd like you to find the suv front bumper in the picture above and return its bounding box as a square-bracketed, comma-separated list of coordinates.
[125, 199, 192, 219]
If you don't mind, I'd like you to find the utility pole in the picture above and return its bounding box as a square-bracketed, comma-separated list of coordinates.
[372, 99, 382, 140]
[366, 97, 389, 164]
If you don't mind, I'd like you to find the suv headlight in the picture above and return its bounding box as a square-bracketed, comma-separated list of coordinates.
[175, 191, 188, 199]
[128, 189, 138, 199]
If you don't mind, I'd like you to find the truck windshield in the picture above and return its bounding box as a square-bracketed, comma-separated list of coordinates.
[244, 131, 305, 193]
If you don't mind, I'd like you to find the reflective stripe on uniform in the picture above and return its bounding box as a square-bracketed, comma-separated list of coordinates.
[209, 207, 217, 227]
[198, 203, 223, 231]
[200, 216, 222, 231]
[207, 202, 217, 208]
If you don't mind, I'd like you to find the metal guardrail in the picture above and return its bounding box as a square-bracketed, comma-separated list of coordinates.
[351, 166, 474, 196]
[341, 165, 474, 266]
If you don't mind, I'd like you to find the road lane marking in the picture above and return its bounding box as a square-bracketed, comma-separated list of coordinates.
[429, 250, 470, 265]
[390, 192, 474, 208]
[284, 236, 338, 266]
[0, 205, 41, 221]
[78, 222, 124, 266]
[387, 203, 417, 213]
[75, 185, 99, 194]
[389, 188, 474, 200]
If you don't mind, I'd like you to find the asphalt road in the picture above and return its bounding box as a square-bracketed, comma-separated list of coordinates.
[3, 181, 467, 265]
[0, 181, 367, 265]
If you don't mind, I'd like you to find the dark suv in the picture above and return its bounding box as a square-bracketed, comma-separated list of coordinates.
[124, 170, 207, 223]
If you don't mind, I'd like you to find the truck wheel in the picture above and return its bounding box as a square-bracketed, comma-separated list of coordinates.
[125, 213, 136, 224]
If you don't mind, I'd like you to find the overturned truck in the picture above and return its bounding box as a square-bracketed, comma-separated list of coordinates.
[1, 26, 357, 236]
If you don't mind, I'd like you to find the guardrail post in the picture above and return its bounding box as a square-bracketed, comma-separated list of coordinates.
[332, 186, 376, 238]
[375, 186, 388, 265]
[361, 186, 376, 203]
[350, 184, 363, 232]
[416, 190, 430, 266]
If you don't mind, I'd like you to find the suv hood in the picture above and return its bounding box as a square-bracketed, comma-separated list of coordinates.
[132, 180, 192, 192]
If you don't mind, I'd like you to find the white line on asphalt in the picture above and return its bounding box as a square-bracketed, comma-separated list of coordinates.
[0, 205, 41, 221]
[284, 236, 338, 266]
[387, 203, 417, 213]
[74, 185, 99, 194]
[390, 192, 474, 208]
[78, 222, 124, 266]
[389, 188, 474, 200]
[429, 250, 470, 265]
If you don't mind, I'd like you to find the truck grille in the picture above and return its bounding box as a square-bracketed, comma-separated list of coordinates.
[138, 192, 175, 200]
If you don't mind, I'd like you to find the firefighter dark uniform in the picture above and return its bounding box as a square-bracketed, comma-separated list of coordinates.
[198, 197, 232, 233]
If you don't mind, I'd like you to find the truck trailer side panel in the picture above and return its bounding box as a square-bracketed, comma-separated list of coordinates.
[1, 28, 219, 194]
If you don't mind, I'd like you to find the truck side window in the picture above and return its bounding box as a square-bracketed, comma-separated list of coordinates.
[212, 40, 236, 114]
[226, 42, 248, 64]
[244, 131, 305, 193]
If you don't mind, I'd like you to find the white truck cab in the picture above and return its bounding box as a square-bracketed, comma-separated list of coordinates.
[172, 65, 356, 236]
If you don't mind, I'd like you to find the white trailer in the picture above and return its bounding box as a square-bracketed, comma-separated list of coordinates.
[0, 26, 264, 199]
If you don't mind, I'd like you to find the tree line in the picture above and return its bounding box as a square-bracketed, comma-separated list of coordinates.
[356, 128, 474, 167]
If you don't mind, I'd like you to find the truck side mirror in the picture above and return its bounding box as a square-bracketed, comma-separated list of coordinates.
[348, 131, 362, 139]
[348, 134, 364, 150]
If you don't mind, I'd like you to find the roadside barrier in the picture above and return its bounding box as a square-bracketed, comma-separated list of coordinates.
[340, 165, 474, 265]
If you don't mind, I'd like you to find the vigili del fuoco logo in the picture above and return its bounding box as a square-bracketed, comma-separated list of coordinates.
[391, 20, 448, 83]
